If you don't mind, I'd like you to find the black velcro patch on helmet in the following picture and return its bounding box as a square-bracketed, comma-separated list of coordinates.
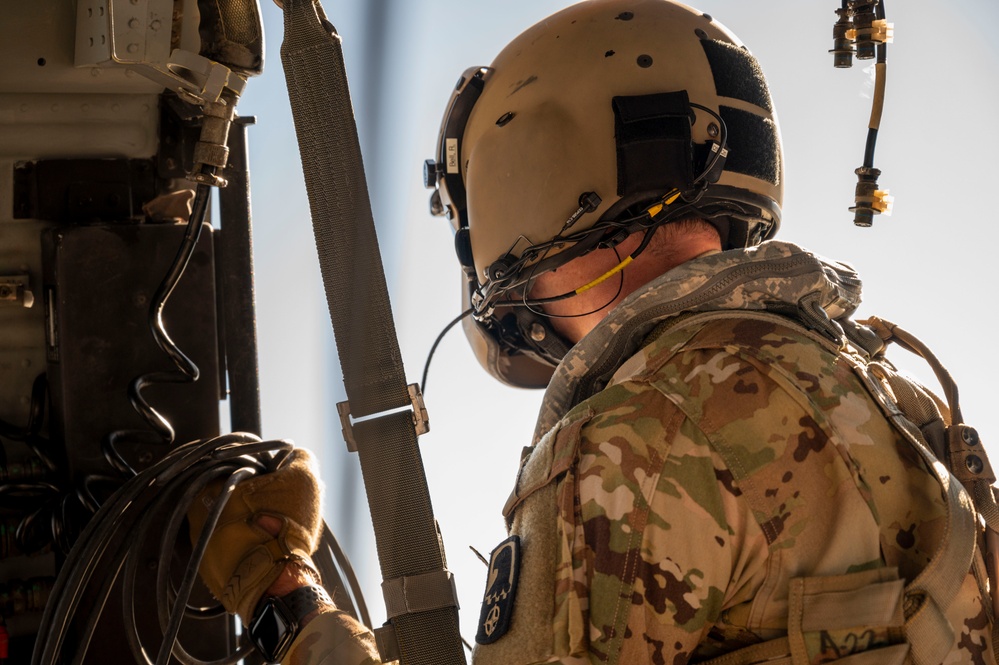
[612, 92, 695, 197]
[701, 40, 773, 112]
[719, 106, 781, 185]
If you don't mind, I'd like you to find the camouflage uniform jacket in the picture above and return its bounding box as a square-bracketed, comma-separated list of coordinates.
[473, 240, 995, 665]
[278, 241, 994, 665]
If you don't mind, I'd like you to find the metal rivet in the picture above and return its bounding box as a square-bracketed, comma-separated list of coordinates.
[962, 427, 980, 447]
[707, 123, 719, 138]
[695, 28, 708, 39]
[637, 54, 653, 68]
[530, 324, 547, 342]
[127, 43, 139, 53]
[128, 18, 140, 29]
[966, 455, 984, 474]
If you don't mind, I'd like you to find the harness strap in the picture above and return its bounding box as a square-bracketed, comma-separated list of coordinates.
[856, 357, 977, 665]
[279, 2, 465, 663]
[865, 317, 999, 658]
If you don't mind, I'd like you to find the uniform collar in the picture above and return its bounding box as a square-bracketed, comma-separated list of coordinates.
[533, 240, 863, 442]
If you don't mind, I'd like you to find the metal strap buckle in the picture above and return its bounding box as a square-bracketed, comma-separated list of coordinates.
[336, 383, 429, 453]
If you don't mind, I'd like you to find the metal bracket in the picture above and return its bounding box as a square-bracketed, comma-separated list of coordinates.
[0, 275, 35, 308]
[75, 0, 247, 105]
[337, 383, 430, 453]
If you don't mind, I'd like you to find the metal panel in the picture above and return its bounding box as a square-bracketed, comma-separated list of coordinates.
[42, 222, 221, 483]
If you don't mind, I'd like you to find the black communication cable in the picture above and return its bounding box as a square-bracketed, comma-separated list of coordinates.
[103, 181, 214, 478]
[153, 467, 258, 665]
[862, 0, 887, 170]
[833, 0, 891, 226]
[31, 433, 369, 665]
[421, 308, 474, 395]
[472, 104, 728, 319]
[0, 374, 88, 556]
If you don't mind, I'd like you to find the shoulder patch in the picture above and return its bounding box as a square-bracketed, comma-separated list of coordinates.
[475, 536, 521, 645]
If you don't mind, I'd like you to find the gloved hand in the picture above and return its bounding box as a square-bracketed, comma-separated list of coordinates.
[187, 448, 324, 624]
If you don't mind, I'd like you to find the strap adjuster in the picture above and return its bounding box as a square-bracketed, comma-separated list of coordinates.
[336, 383, 430, 453]
[381, 569, 460, 619]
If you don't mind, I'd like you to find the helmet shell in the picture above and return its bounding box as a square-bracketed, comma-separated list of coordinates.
[429, 0, 784, 387]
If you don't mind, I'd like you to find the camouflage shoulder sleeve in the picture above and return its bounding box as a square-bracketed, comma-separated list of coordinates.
[560, 378, 770, 664]
[281, 609, 381, 665]
[550, 313, 967, 664]
[485, 314, 993, 664]
[633, 315, 993, 663]
[632, 317, 894, 646]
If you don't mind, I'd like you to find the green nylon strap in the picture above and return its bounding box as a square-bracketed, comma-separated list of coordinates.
[279, 1, 466, 663]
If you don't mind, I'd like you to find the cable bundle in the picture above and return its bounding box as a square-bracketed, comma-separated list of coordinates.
[31, 433, 368, 665]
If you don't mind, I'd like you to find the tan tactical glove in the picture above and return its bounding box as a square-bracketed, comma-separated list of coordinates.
[187, 448, 324, 624]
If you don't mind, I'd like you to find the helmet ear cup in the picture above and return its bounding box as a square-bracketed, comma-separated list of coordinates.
[454, 228, 475, 271]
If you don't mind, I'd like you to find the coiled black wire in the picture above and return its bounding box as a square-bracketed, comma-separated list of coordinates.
[31, 433, 370, 665]
[0, 182, 218, 557]
[103, 182, 214, 479]
[0, 373, 86, 555]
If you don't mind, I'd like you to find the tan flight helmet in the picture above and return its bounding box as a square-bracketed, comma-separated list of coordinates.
[424, 0, 783, 388]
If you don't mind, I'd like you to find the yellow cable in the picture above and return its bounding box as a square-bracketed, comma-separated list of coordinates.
[574, 256, 633, 294]
[646, 189, 682, 218]
[571, 189, 678, 297]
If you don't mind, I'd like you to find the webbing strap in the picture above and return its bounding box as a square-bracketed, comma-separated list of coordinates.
[279, 1, 465, 663]
[383, 570, 460, 620]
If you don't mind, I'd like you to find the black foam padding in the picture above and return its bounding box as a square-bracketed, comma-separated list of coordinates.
[701, 39, 773, 112]
[720, 106, 781, 185]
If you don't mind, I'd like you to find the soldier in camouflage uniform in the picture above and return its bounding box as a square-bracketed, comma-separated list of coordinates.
[191, 1, 998, 663]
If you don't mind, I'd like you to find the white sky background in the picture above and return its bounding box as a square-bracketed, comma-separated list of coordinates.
[239, 0, 999, 641]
